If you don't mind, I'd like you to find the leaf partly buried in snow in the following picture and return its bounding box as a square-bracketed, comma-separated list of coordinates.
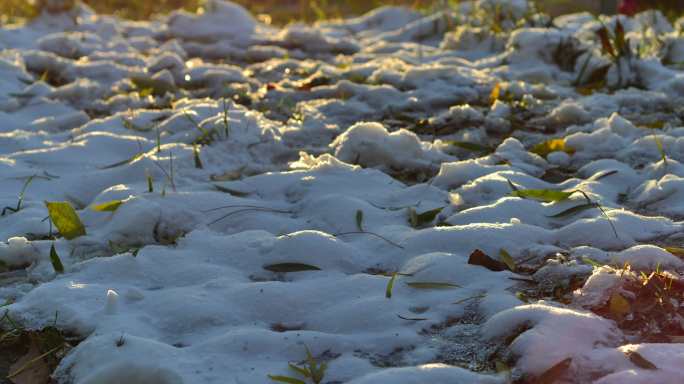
[386, 273, 397, 299]
[625, 351, 657, 370]
[91, 200, 123, 212]
[530, 139, 574, 158]
[547, 202, 598, 218]
[516, 291, 529, 303]
[499, 249, 516, 272]
[609, 293, 631, 317]
[267, 375, 306, 384]
[596, 26, 615, 57]
[193, 145, 203, 169]
[582, 256, 602, 268]
[666, 247, 684, 257]
[131, 76, 176, 96]
[614, 20, 626, 54]
[511, 189, 575, 202]
[213, 184, 250, 197]
[589, 169, 618, 181]
[263, 263, 321, 273]
[355, 210, 364, 232]
[446, 141, 493, 153]
[490, 83, 501, 105]
[506, 178, 520, 192]
[408, 207, 443, 228]
[408, 207, 418, 228]
[417, 207, 443, 223]
[49, 244, 64, 274]
[468, 249, 508, 272]
[406, 282, 460, 289]
[45, 201, 86, 240]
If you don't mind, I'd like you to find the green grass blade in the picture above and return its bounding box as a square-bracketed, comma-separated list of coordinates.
[386, 273, 397, 299]
[288, 364, 311, 378]
[406, 282, 460, 289]
[193, 145, 203, 169]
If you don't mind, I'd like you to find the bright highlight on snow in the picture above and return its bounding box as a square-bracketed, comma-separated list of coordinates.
[2, 0, 684, 383]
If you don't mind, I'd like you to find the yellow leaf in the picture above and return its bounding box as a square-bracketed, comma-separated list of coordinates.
[666, 247, 684, 257]
[490, 83, 501, 105]
[530, 139, 575, 158]
[138, 87, 153, 98]
[642, 121, 665, 129]
[499, 249, 516, 272]
[45, 201, 86, 240]
[91, 200, 123, 212]
[609, 293, 630, 317]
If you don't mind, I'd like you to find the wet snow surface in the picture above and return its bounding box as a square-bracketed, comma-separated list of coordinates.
[3, 0, 684, 382]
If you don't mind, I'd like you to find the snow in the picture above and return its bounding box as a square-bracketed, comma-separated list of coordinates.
[331, 122, 450, 173]
[483, 303, 623, 374]
[1, 1, 684, 383]
[166, 0, 257, 43]
[0, 236, 37, 266]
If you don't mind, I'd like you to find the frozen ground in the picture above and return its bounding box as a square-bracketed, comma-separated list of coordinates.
[2, 0, 684, 383]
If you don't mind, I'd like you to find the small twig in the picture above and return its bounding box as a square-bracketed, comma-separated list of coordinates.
[367, 201, 413, 211]
[574, 51, 592, 86]
[1, 174, 37, 216]
[152, 153, 176, 192]
[575, 190, 619, 238]
[414, 176, 437, 208]
[152, 159, 171, 181]
[0, 310, 23, 332]
[182, 110, 206, 134]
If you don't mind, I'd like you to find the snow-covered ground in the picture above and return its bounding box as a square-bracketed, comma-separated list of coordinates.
[2, 0, 684, 382]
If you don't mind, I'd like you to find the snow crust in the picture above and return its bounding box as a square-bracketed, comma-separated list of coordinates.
[1, 1, 684, 383]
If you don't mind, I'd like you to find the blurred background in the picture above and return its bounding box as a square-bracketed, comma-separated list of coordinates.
[1, 0, 683, 24]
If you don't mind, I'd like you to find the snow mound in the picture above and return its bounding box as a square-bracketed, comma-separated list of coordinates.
[166, 0, 256, 43]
